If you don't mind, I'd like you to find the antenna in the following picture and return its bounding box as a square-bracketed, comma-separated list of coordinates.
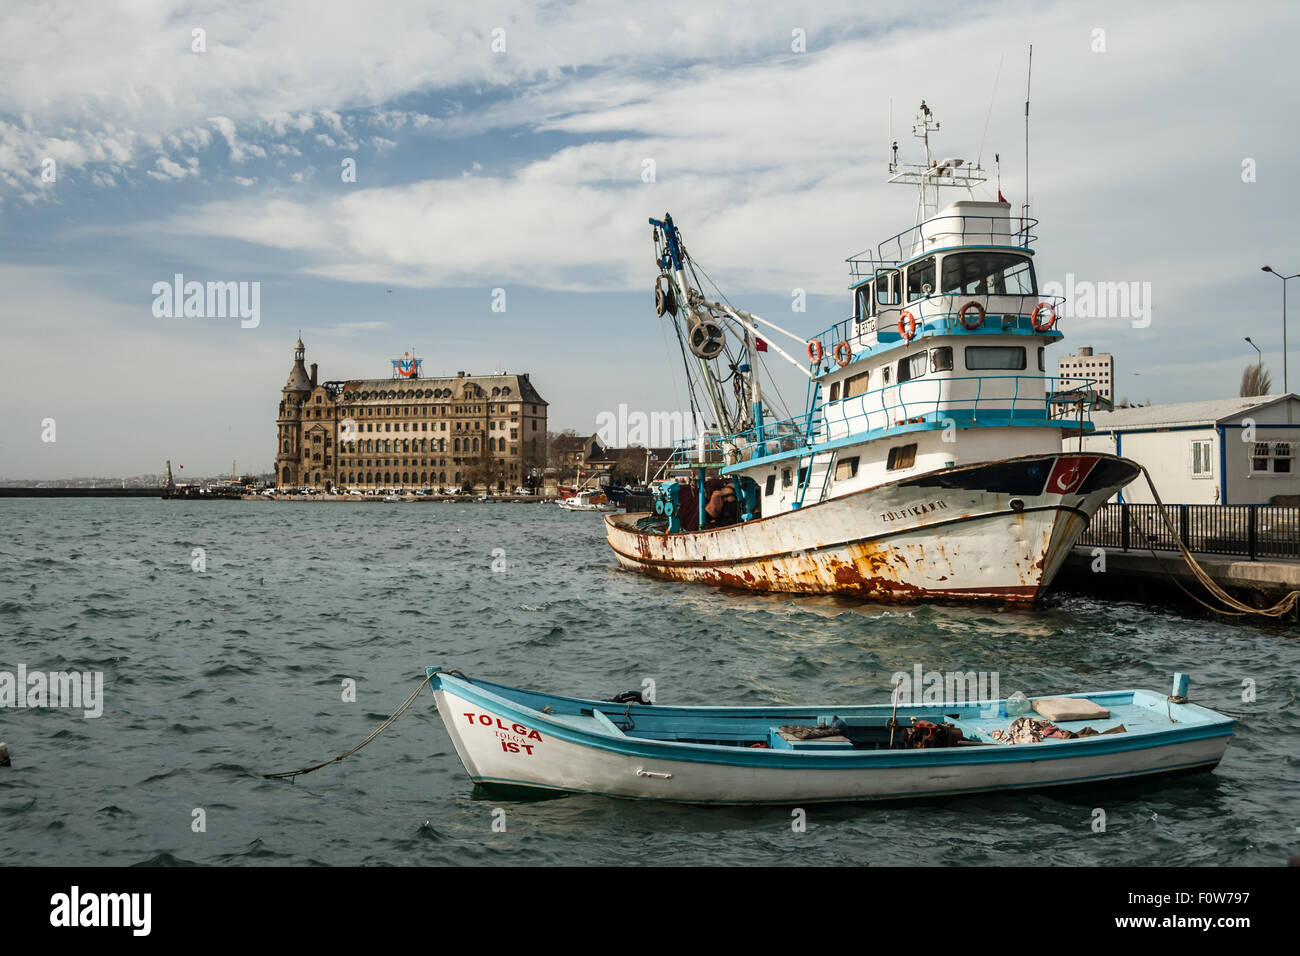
[888, 98, 894, 174]
[1024, 43, 1033, 219]
[977, 53, 1004, 167]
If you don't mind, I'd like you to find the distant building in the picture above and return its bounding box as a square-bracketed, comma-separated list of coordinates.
[276, 339, 548, 492]
[548, 432, 673, 484]
[1072, 394, 1299, 504]
[1057, 347, 1114, 405]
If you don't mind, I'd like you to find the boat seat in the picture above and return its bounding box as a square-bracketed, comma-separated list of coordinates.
[769, 728, 855, 750]
[590, 709, 627, 737]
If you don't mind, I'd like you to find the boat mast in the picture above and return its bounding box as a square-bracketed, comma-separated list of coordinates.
[650, 214, 737, 438]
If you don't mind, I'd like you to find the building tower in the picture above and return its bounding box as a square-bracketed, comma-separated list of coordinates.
[276, 337, 313, 488]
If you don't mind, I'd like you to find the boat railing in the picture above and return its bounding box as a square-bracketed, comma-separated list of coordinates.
[668, 373, 1095, 469]
[817, 374, 1097, 443]
[809, 292, 1068, 359]
[846, 215, 1039, 280]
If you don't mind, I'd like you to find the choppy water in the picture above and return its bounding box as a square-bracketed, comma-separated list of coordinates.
[0, 498, 1296, 866]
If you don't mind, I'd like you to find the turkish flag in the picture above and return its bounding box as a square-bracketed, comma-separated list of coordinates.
[756, 338, 768, 352]
[1045, 456, 1098, 496]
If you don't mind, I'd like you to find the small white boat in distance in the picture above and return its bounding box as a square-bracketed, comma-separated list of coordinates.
[427, 669, 1233, 805]
[557, 491, 619, 512]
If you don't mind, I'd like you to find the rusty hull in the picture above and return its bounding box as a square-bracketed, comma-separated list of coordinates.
[604, 453, 1138, 605]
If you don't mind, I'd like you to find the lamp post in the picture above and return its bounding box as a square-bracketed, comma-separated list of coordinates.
[1245, 336, 1261, 362]
[1261, 266, 1297, 394]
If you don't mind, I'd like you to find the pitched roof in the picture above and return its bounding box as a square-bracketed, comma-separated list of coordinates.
[1090, 394, 1298, 430]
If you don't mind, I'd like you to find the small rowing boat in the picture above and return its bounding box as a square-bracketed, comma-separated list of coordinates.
[427, 669, 1233, 804]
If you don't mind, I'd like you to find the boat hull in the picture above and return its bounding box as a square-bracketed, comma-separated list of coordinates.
[603, 452, 1139, 604]
[430, 675, 1231, 805]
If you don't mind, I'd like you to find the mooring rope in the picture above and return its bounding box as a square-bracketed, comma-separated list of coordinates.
[1138, 466, 1299, 619]
[264, 674, 434, 780]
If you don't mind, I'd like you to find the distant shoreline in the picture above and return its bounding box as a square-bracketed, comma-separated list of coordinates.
[0, 487, 160, 498]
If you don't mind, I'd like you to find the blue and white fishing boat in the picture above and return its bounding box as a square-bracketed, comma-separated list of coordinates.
[428, 669, 1233, 805]
[604, 101, 1139, 604]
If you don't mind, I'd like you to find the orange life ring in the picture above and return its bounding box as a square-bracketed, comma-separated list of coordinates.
[807, 339, 824, 364]
[958, 300, 986, 330]
[1031, 302, 1058, 331]
[833, 340, 852, 367]
[898, 311, 917, 341]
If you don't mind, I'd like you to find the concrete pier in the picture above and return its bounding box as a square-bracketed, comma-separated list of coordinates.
[1055, 545, 1300, 615]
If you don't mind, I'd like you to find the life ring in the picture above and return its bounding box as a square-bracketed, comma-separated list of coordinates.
[1031, 302, 1058, 331]
[898, 311, 917, 341]
[958, 300, 985, 330]
[807, 340, 824, 364]
[833, 340, 852, 367]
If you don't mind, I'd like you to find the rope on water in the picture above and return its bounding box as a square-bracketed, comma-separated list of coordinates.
[1137, 465, 1299, 619]
[264, 673, 435, 780]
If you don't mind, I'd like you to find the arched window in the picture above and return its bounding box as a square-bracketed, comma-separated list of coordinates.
[472, 438, 479, 452]
[454, 438, 461, 452]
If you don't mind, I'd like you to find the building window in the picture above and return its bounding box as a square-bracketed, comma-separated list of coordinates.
[1251, 441, 1293, 474]
[1191, 440, 1213, 478]
[887, 443, 917, 470]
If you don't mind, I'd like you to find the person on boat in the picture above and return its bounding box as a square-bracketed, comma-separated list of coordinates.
[704, 478, 738, 528]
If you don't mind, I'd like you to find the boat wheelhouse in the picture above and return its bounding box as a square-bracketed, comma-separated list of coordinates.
[604, 101, 1139, 603]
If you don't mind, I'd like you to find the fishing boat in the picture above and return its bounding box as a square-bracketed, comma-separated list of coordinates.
[427, 669, 1233, 805]
[603, 101, 1139, 604]
[557, 491, 619, 512]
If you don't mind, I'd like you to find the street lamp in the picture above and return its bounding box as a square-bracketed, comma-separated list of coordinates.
[1245, 336, 1261, 362]
[1261, 265, 1297, 394]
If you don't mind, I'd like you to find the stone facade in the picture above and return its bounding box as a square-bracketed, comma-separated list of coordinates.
[276, 339, 548, 492]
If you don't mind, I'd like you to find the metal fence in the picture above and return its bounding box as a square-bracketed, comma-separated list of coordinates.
[1078, 503, 1300, 560]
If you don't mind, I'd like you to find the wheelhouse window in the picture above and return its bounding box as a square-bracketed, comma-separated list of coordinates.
[855, 283, 875, 322]
[965, 345, 1027, 370]
[941, 252, 1036, 296]
[1037, 347, 1045, 372]
[897, 351, 928, 382]
[887, 443, 917, 470]
[931, 346, 954, 372]
[876, 270, 900, 306]
[835, 456, 860, 480]
[765, 474, 776, 496]
[830, 381, 841, 401]
[905, 257, 936, 301]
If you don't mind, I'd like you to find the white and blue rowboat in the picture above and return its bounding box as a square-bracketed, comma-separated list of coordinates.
[428, 669, 1233, 805]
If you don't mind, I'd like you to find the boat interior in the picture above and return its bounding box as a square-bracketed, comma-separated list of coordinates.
[448, 676, 1230, 753]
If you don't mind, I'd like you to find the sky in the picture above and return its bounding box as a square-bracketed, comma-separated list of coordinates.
[1, 0, 1298, 479]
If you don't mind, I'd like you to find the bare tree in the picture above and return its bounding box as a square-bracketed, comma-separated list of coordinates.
[1240, 362, 1273, 397]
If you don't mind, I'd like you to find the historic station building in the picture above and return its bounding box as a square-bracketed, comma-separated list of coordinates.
[276, 339, 548, 492]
